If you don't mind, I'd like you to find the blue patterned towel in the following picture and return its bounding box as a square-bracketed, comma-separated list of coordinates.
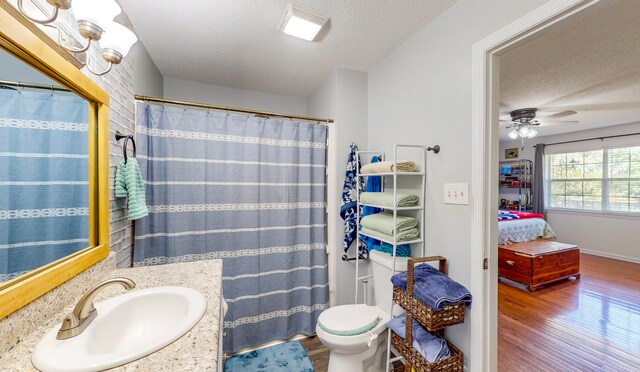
[391, 263, 472, 310]
[340, 143, 366, 257]
[388, 313, 450, 362]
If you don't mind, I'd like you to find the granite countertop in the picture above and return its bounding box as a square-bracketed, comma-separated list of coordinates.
[0, 260, 223, 371]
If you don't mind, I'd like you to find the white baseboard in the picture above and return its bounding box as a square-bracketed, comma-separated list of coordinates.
[580, 249, 640, 264]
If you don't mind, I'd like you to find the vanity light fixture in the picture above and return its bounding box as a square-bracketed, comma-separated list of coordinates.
[17, 0, 71, 24]
[88, 21, 138, 76]
[15, 0, 137, 76]
[277, 4, 328, 41]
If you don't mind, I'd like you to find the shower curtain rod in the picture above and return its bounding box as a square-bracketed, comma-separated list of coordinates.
[533, 132, 640, 148]
[135, 95, 334, 124]
[0, 79, 69, 92]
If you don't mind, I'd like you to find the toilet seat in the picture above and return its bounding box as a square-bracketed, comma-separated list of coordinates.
[318, 304, 381, 336]
[316, 305, 390, 356]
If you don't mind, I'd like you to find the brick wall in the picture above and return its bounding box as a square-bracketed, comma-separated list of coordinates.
[82, 31, 136, 268]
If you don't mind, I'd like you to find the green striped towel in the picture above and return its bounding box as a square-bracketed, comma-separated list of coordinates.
[360, 212, 417, 236]
[115, 158, 148, 220]
[361, 227, 420, 242]
[360, 192, 419, 208]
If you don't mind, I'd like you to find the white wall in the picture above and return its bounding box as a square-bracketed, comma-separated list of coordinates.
[130, 41, 164, 97]
[500, 122, 640, 262]
[164, 77, 307, 116]
[367, 0, 550, 365]
[307, 67, 370, 307]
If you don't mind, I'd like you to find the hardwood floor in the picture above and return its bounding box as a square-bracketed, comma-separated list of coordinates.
[300, 336, 330, 371]
[499, 253, 640, 371]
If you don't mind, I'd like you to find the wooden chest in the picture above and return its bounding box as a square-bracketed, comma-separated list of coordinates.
[498, 240, 580, 291]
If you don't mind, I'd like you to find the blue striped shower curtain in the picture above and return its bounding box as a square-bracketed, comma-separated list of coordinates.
[0, 89, 89, 282]
[133, 103, 329, 352]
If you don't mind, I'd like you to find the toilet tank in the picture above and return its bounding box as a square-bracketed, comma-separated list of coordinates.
[370, 250, 410, 316]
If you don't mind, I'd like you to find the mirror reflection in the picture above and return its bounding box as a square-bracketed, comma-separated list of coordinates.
[0, 47, 90, 283]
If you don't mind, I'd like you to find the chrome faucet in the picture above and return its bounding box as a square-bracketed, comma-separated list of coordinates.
[57, 277, 136, 340]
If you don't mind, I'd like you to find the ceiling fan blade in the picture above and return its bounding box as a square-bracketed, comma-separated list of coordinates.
[539, 120, 579, 127]
[539, 102, 640, 112]
[537, 110, 577, 120]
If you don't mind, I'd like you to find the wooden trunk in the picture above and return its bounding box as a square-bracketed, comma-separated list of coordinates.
[498, 240, 580, 291]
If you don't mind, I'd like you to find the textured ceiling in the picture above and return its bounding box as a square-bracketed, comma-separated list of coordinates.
[499, 0, 640, 140]
[119, 0, 458, 96]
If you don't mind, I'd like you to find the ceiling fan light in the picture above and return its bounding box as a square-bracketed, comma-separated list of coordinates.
[508, 129, 519, 140]
[519, 126, 531, 137]
[527, 129, 538, 138]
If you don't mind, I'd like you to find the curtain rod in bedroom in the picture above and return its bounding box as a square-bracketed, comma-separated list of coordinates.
[135, 95, 334, 124]
[533, 132, 640, 148]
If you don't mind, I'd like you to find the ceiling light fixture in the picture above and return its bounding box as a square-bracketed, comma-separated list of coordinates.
[277, 4, 328, 41]
[507, 124, 538, 140]
[15, 0, 137, 76]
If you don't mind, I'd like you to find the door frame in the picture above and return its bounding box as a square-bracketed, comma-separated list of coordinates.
[469, 0, 601, 370]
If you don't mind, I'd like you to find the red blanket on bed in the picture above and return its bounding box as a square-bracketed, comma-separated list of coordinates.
[498, 210, 544, 222]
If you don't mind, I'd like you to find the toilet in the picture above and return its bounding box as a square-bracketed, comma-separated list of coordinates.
[316, 251, 409, 372]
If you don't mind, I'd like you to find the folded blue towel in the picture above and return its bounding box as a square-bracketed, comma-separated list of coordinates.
[387, 313, 450, 363]
[391, 263, 472, 310]
[371, 242, 411, 257]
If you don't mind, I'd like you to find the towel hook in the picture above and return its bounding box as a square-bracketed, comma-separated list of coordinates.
[427, 145, 440, 154]
[115, 131, 136, 163]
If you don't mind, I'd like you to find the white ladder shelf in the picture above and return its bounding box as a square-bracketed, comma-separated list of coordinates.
[353, 144, 427, 372]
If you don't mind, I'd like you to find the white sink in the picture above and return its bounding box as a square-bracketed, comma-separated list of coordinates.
[32, 286, 207, 372]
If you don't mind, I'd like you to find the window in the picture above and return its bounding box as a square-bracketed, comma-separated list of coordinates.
[548, 146, 640, 213]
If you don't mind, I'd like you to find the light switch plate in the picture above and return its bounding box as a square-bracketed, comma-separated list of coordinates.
[444, 183, 469, 205]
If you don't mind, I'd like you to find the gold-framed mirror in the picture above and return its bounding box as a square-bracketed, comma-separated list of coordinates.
[0, 5, 110, 319]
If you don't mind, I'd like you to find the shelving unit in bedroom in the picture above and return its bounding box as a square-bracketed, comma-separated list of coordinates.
[353, 144, 427, 372]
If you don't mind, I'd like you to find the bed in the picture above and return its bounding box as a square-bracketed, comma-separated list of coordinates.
[498, 211, 557, 245]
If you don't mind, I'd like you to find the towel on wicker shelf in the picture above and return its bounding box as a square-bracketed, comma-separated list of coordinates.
[360, 192, 419, 208]
[114, 158, 148, 220]
[391, 263, 472, 310]
[387, 313, 450, 363]
[360, 212, 417, 236]
[361, 227, 419, 243]
[360, 160, 416, 174]
[371, 242, 411, 257]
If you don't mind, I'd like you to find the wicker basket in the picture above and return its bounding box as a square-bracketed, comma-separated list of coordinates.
[393, 256, 466, 331]
[391, 332, 464, 372]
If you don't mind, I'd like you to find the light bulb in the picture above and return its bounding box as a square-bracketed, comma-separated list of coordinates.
[519, 127, 531, 137]
[508, 129, 519, 140]
[527, 129, 538, 138]
[101, 22, 138, 60]
[72, 0, 121, 32]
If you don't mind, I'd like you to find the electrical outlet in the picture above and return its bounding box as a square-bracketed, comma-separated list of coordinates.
[444, 183, 469, 205]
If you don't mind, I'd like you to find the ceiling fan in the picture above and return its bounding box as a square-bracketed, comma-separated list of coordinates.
[500, 107, 578, 139]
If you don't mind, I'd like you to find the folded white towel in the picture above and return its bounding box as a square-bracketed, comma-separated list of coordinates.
[361, 161, 417, 174]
